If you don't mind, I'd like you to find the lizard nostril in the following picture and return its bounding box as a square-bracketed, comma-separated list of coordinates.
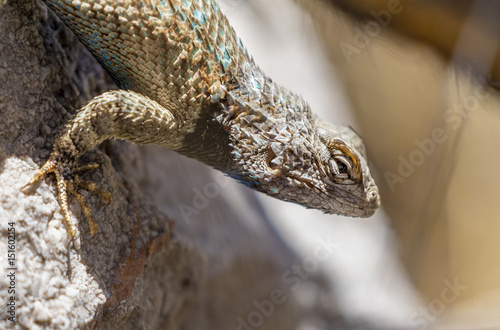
[365, 188, 378, 203]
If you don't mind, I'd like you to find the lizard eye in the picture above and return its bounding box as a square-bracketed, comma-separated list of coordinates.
[328, 156, 352, 180]
[326, 141, 361, 184]
[328, 154, 352, 182]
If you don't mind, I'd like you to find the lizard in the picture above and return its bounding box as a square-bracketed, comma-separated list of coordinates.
[25, 0, 381, 238]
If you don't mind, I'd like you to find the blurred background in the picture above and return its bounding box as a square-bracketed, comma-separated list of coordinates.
[219, 0, 500, 328]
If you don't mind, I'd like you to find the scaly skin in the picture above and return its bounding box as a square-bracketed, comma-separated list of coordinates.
[28, 0, 380, 237]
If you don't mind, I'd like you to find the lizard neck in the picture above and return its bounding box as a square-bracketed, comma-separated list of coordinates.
[174, 102, 234, 170]
[174, 61, 318, 186]
[214, 63, 319, 189]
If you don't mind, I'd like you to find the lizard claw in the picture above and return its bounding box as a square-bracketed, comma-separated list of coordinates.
[22, 159, 56, 189]
[74, 173, 112, 205]
[24, 158, 111, 238]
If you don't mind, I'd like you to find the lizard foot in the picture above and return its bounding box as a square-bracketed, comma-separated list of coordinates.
[24, 159, 112, 238]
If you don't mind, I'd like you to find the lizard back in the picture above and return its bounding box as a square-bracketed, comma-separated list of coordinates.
[43, 0, 248, 123]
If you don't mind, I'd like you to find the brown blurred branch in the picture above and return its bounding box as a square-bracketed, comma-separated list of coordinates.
[322, 0, 500, 88]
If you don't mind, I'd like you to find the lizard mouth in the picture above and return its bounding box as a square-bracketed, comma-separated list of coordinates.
[285, 173, 378, 215]
[263, 146, 379, 216]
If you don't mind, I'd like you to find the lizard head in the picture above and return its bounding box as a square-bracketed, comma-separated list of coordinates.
[228, 114, 380, 217]
[310, 120, 380, 216]
[222, 71, 380, 217]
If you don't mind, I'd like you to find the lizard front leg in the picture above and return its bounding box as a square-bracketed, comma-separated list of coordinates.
[25, 89, 180, 238]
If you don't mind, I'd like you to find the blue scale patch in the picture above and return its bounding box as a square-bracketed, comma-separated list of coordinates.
[225, 171, 260, 189]
[252, 78, 262, 90]
[221, 49, 231, 70]
[211, 1, 219, 13]
[193, 9, 207, 26]
[178, 10, 186, 21]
